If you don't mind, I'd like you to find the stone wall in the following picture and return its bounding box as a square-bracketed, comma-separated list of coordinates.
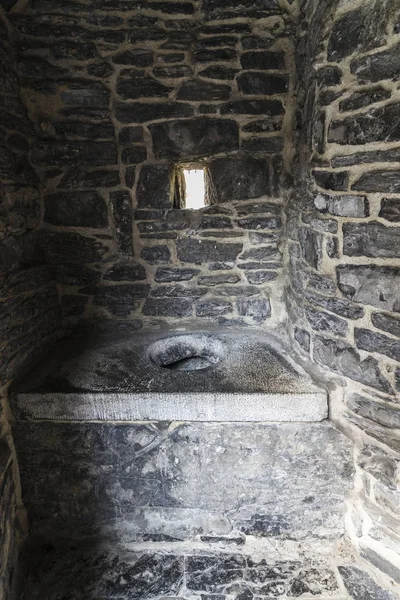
[0, 8, 61, 598]
[9, 0, 297, 329]
[287, 0, 400, 584]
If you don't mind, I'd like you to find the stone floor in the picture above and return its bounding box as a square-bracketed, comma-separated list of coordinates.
[17, 544, 398, 600]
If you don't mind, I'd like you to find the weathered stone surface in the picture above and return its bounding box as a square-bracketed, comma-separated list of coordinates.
[115, 102, 193, 123]
[177, 80, 231, 101]
[314, 193, 368, 217]
[237, 298, 270, 321]
[245, 270, 278, 284]
[349, 396, 400, 433]
[241, 51, 285, 71]
[241, 137, 284, 153]
[221, 99, 284, 116]
[209, 157, 269, 202]
[352, 170, 400, 193]
[327, 1, 388, 61]
[121, 147, 147, 165]
[37, 231, 108, 264]
[294, 327, 310, 353]
[141, 245, 171, 264]
[51, 40, 98, 61]
[237, 72, 288, 95]
[343, 222, 400, 258]
[196, 300, 232, 316]
[306, 307, 348, 337]
[177, 239, 242, 264]
[93, 285, 148, 316]
[117, 76, 171, 100]
[339, 566, 396, 600]
[143, 297, 192, 316]
[192, 48, 236, 62]
[113, 49, 153, 66]
[317, 66, 342, 87]
[298, 228, 322, 269]
[337, 265, 400, 312]
[372, 312, 400, 338]
[87, 61, 114, 78]
[313, 337, 391, 393]
[355, 328, 400, 362]
[110, 191, 133, 255]
[339, 87, 391, 112]
[44, 192, 108, 228]
[53, 121, 115, 140]
[199, 66, 239, 80]
[103, 264, 146, 282]
[136, 165, 172, 209]
[329, 104, 400, 145]
[351, 42, 400, 83]
[242, 118, 282, 133]
[155, 268, 199, 282]
[153, 65, 192, 78]
[149, 119, 239, 160]
[380, 198, 400, 222]
[61, 80, 110, 107]
[198, 274, 240, 286]
[236, 216, 280, 230]
[58, 170, 120, 190]
[32, 141, 118, 167]
[119, 126, 143, 145]
[313, 170, 348, 191]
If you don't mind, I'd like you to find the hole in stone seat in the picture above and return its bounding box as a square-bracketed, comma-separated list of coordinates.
[148, 334, 222, 372]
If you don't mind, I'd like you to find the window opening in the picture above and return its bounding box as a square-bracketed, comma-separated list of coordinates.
[183, 168, 206, 209]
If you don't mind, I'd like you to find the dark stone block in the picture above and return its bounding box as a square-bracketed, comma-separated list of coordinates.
[151, 285, 206, 299]
[32, 142, 118, 167]
[329, 104, 400, 145]
[242, 119, 282, 133]
[37, 231, 108, 264]
[56, 265, 101, 287]
[143, 297, 192, 317]
[314, 193, 368, 217]
[157, 53, 185, 63]
[199, 66, 239, 80]
[121, 147, 147, 165]
[245, 271, 278, 284]
[339, 88, 391, 112]
[44, 192, 108, 228]
[317, 66, 342, 87]
[177, 80, 231, 101]
[196, 300, 233, 317]
[327, 2, 388, 62]
[117, 75, 171, 99]
[313, 337, 392, 393]
[332, 147, 400, 168]
[298, 228, 322, 269]
[355, 328, 400, 362]
[58, 169, 120, 190]
[200, 216, 232, 229]
[113, 49, 153, 67]
[195, 36, 237, 49]
[350, 42, 400, 83]
[87, 61, 114, 78]
[141, 245, 171, 264]
[288, 569, 338, 597]
[198, 274, 240, 286]
[148, 2, 194, 13]
[199, 24, 251, 34]
[359, 547, 400, 585]
[19, 57, 67, 80]
[352, 170, 400, 194]
[209, 157, 269, 202]
[110, 191, 133, 255]
[305, 289, 364, 320]
[242, 35, 274, 49]
[177, 239, 242, 264]
[241, 138, 284, 153]
[372, 312, 400, 338]
[94, 285, 148, 316]
[339, 566, 397, 600]
[237, 72, 288, 95]
[343, 222, 400, 258]
[115, 102, 193, 123]
[153, 65, 193, 78]
[61, 81, 110, 107]
[51, 41, 98, 61]
[313, 170, 348, 191]
[221, 99, 284, 116]
[129, 28, 168, 43]
[53, 121, 115, 140]
[137, 165, 172, 209]
[240, 247, 278, 261]
[237, 298, 270, 321]
[306, 307, 348, 337]
[119, 127, 144, 145]
[192, 49, 236, 62]
[349, 397, 400, 433]
[155, 268, 199, 282]
[235, 217, 280, 230]
[294, 327, 310, 352]
[380, 198, 400, 222]
[337, 264, 400, 313]
[150, 118, 239, 160]
[103, 264, 146, 282]
[241, 51, 285, 70]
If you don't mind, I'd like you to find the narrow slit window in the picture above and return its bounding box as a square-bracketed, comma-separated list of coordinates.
[184, 169, 205, 210]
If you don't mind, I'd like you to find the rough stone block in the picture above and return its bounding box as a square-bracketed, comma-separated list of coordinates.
[339, 566, 397, 600]
[355, 328, 400, 362]
[44, 192, 108, 228]
[313, 170, 348, 191]
[113, 49, 153, 66]
[117, 75, 171, 100]
[351, 42, 400, 83]
[177, 80, 231, 101]
[177, 239, 242, 264]
[155, 268, 199, 282]
[149, 118, 239, 160]
[136, 165, 172, 209]
[115, 102, 193, 123]
[241, 51, 285, 70]
[372, 312, 400, 338]
[58, 170, 120, 190]
[94, 284, 149, 316]
[343, 222, 400, 258]
[110, 191, 133, 255]
[339, 87, 391, 112]
[199, 66, 238, 80]
[236, 298, 270, 321]
[141, 245, 171, 264]
[221, 99, 284, 116]
[329, 103, 400, 145]
[209, 157, 270, 202]
[380, 198, 400, 222]
[196, 300, 232, 316]
[314, 193, 368, 217]
[143, 297, 192, 316]
[103, 264, 146, 282]
[349, 397, 400, 435]
[306, 307, 348, 337]
[337, 265, 400, 312]
[237, 72, 288, 95]
[352, 170, 400, 194]
[31, 141, 118, 167]
[317, 66, 342, 87]
[37, 231, 108, 264]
